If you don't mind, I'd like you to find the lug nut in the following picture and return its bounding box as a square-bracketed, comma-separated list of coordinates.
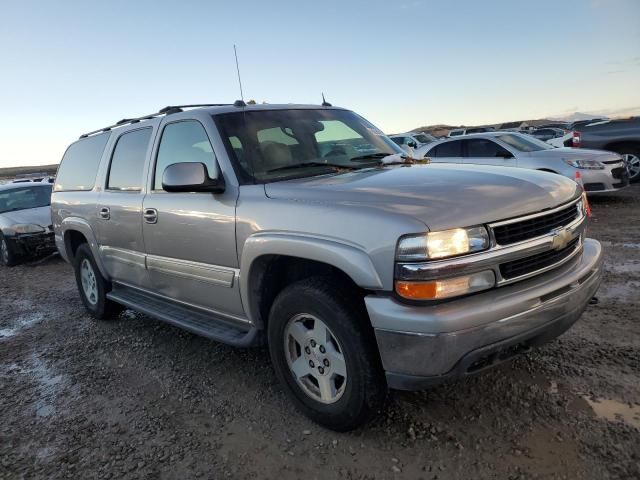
[318, 366, 325, 374]
[310, 340, 317, 347]
[323, 358, 330, 367]
[319, 345, 326, 353]
[309, 360, 315, 368]
[305, 346, 311, 354]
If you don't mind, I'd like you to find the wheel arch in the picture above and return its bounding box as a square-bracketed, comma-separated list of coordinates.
[60, 217, 109, 278]
[240, 233, 383, 328]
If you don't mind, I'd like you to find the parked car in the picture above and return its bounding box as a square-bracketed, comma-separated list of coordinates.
[52, 103, 602, 431]
[11, 173, 55, 184]
[0, 182, 56, 266]
[389, 132, 436, 154]
[529, 127, 566, 142]
[573, 117, 640, 182]
[415, 132, 628, 194]
[448, 126, 495, 137]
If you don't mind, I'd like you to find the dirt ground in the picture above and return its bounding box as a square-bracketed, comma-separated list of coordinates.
[1, 186, 639, 480]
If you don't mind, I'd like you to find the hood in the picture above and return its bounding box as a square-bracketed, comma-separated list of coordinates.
[264, 164, 580, 231]
[528, 147, 621, 162]
[1, 206, 52, 228]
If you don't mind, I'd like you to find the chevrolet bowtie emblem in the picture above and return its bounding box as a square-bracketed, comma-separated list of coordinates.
[551, 228, 573, 250]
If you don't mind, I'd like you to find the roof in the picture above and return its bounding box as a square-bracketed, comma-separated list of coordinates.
[80, 103, 343, 139]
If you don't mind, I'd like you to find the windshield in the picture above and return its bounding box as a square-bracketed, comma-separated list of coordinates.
[413, 133, 435, 143]
[496, 133, 554, 152]
[215, 109, 403, 183]
[0, 185, 52, 214]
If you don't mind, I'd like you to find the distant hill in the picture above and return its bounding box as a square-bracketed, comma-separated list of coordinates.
[0, 164, 58, 180]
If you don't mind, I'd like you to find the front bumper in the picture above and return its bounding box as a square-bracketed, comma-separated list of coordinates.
[581, 164, 629, 193]
[366, 238, 603, 390]
[9, 231, 57, 258]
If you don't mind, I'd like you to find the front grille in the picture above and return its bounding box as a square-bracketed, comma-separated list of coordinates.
[492, 203, 579, 245]
[499, 237, 580, 280]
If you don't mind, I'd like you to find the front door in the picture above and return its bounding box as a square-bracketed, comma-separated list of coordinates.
[96, 127, 154, 289]
[463, 138, 516, 167]
[142, 119, 243, 317]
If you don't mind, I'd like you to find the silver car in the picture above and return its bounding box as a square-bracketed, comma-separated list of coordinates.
[414, 132, 629, 194]
[0, 182, 56, 266]
[51, 103, 602, 431]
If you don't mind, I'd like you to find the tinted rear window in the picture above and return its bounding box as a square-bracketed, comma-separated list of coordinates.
[431, 140, 462, 157]
[107, 128, 152, 191]
[54, 133, 110, 192]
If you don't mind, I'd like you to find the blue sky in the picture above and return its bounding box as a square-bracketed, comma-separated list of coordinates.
[0, 0, 639, 167]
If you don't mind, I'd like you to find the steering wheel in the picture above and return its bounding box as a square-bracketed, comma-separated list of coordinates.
[324, 146, 347, 157]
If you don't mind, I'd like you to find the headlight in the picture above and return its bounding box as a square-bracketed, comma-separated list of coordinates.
[13, 224, 45, 234]
[563, 159, 605, 170]
[396, 226, 490, 261]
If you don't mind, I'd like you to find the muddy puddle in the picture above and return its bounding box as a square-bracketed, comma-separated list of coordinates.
[584, 397, 640, 429]
[0, 312, 45, 339]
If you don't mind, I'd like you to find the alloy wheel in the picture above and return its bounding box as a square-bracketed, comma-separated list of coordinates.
[80, 259, 98, 305]
[284, 313, 347, 404]
[623, 153, 640, 181]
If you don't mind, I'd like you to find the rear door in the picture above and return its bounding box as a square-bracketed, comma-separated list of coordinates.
[141, 118, 243, 317]
[96, 127, 154, 288]
[463, 138, 516, 167]
[426, 140, 463, 163]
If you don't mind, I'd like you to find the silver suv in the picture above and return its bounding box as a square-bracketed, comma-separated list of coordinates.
[52, 103, 603, 431]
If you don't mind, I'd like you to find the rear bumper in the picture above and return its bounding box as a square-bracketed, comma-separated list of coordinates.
[365, 239, 603, 390]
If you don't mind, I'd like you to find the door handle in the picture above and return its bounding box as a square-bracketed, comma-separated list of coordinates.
[99, 207, 110, 220]
[143, 208, 158, 224]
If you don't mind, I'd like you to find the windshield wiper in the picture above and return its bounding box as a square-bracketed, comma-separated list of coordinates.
[265, 162, 357, 174]
[349, 152, 396, 162]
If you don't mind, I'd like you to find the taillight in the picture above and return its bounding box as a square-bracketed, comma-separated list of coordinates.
[571, 131, 581, 148]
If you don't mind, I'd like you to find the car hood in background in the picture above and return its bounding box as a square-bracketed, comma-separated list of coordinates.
[0, 206, 52, 229]
[264, 164, 580, 231]
[527, 147, 621, 162]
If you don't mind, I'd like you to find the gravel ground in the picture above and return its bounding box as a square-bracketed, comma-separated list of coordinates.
[1, 185, 639, 480]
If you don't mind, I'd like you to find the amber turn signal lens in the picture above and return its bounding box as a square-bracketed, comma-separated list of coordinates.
[395, 270, 496, 300]
[395, 281, 438, 300]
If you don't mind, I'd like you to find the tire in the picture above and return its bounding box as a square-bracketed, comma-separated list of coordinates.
[268, 276, 387, 431]
[73, 244, 123, 320]
[618, 147, 640, 183]
[0, 233, 20, 267]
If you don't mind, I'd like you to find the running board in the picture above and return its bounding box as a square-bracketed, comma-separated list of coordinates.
[107, 284, 261, 347]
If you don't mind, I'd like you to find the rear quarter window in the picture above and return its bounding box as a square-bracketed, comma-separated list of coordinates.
[54, 133, 110, 192]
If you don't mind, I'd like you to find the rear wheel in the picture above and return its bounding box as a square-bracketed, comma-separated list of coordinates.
[0, 233, 19, 267]
[268, 277, 387, 431]
[73, 244, 123, 319]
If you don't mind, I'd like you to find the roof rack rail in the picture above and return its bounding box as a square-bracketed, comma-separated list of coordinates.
[79, 103, 237, 139]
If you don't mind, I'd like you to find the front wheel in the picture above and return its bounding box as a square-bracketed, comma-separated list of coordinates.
[0, 233, 19, 267]
[268, 277, 387, 431]
[621, 150, 640, 182]
[73, 244, 123, 320]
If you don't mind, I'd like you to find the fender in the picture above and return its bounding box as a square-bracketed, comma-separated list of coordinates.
[239, 232, 384, 325]
[60, 217, 110, 280]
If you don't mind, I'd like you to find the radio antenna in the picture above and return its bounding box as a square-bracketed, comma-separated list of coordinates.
[233, 44, 245, 102]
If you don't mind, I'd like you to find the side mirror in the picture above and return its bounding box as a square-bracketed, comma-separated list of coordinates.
[408, 141, 418, 149]
[162, 162, 225, 193]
